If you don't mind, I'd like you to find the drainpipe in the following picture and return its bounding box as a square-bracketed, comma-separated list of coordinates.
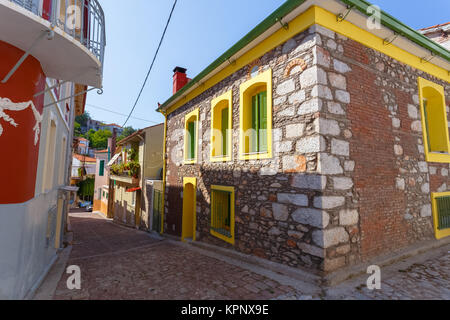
[160, 109, 168, 234]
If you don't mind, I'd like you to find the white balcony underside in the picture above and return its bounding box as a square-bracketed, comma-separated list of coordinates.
[0, 0, 102, 87]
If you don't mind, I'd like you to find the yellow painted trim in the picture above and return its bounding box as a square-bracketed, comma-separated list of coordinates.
[166, 6, 316, 115]
[239, 68, 273, 160]
[182, 177, 197, 242]
[314, 6, 450, 84]
[210, 90, 233, 163]
[431, 192, 450, 240]
[160, 113, 167, 234]
[165, 6, 449, 116]
[210, 185, 235, 245]
[184, 108, 200, 165]
[418, 77, 450, 163]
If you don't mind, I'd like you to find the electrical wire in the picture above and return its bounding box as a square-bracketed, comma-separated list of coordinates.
[121, 0, 178, 127]
[86, 103, 160, 124]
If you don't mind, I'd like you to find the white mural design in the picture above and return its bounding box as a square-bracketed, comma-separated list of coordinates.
[0, 97, 43, 145]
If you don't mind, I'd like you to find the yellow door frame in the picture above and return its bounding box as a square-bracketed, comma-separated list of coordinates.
[431, 192, 450, 240]
[182, 177, 197, 241]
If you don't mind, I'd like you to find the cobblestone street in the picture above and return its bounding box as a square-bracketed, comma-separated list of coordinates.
[49, 211, 450, 300]
[330, 252, 450, 300]
[52, 211, 295, 300]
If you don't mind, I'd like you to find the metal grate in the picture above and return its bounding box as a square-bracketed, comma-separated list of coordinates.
[435, 196, 450, 230]
[211, 190, 232, 238]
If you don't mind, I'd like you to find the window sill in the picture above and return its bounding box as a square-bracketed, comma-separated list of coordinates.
[239, 151, 272, 160]
[210, 229, 234, 245]
[425, 152, 450, 164]
[210, 155, 232, 163]
[184, 159, 197, 165]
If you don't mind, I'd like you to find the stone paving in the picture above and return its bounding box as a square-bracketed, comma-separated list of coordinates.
[347, 253, 450, 300]
[278, 249, 450, 300]
[52, 210, 450, 300]
[53, 211, 294, 300]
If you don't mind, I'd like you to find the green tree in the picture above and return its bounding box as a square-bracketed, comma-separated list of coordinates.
[89, 129, 112, 149]
[84, 129, 96, 145]
[75, 112, 91, 128]
[74, 121, 82, 137]
[118, 126, 137, 141]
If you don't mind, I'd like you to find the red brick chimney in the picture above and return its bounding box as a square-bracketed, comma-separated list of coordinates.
[173, 66, 189, 94]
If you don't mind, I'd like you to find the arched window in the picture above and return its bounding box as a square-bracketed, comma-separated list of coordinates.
[418, 77, 450, 163]
[184, 109, 199, 164]
[239, 69, 273, 160]
[211, 91, 232, 162]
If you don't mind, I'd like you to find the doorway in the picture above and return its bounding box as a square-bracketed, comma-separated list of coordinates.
[182, 177, 197, 241]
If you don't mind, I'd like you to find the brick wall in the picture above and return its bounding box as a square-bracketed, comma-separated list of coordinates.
[164, 23, 450, 274]
[315, 25, 450, 269]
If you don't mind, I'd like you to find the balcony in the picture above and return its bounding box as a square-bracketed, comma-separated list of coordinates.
[110, 175, 139, 186]
[0, 0, 106, 87]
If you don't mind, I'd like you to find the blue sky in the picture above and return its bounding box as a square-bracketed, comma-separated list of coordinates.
[85, 0, 450, 129]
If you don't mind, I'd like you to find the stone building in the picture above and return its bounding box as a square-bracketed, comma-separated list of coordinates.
[157, 0, 450, 277]
[108, 124, 164, 230]
[419, 22, 450, 51]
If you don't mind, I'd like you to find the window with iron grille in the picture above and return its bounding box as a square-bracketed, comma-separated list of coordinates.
[210, 186, 235, 244]
[431, 192, 450, 240]
[435, 196, 450, 230]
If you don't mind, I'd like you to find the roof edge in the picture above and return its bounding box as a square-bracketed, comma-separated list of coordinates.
[341, 0, 450, 61]
[157, 0, 307, 113]
[158, 0, 450, 114]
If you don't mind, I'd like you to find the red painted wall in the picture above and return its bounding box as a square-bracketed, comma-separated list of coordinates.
[0, 40, 46, 204]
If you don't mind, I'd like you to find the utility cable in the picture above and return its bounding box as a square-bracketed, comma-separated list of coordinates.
[122, 0, 178, 127]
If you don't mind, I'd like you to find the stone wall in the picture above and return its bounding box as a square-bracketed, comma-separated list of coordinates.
[164, 23, 450, 274]
[165, 27, 331, 272]
[312, 25, 450, 271]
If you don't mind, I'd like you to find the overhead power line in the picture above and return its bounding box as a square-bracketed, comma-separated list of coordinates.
[122, 0, 178, 127]
[86, 103, 160, 124]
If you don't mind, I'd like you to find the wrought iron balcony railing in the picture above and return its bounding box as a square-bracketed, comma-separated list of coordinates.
[10, 0, 106, 69]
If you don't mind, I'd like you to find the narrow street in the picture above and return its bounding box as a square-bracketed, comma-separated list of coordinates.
[51, 210, 297, 300]
[42, 209, 450, 300]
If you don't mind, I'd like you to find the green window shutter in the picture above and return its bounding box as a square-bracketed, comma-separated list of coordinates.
[188, 121, 196, 159]
[251, 95, 259, 153]
[99, 160, 105, 176]
[258, 91, 268, 152]
[423, 100, 432, 152]
[221, 107, 228, 156]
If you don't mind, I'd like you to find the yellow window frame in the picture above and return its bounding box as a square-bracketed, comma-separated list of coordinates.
[418, 77, 450, 163]
[184, 108, 199, 164]
[431, 192, 450, 240]
[210, 185, 235, 245]
[239, 68, 273, 160]
[210, 90, 233, 162]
